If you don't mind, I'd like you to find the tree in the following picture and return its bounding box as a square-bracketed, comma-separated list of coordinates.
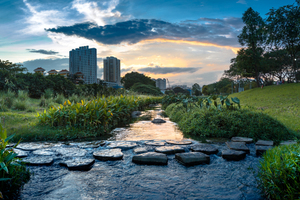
[202, 85, 209, 95]
[172, 87, 190, 95]
[130, 83, 162, 96]
[266, 3, 300, 82]
[192, 83, 201, 95]
[0, 60, 27, 75]
[121, 72, 155, 89]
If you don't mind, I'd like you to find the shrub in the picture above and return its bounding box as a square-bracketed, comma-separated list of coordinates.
[257, 144, 300, 199]
[54, 94, 65, 104]
[14, 100, 27, 111]
[130, 83, 162, 96]
[44, 89, 53, 99]
[69, 94, 80, 103]
[39, 96, 47, 107]
[3, 90, 15, 109]
[0, 124, 30, 199]
[17, 90, 28, 101]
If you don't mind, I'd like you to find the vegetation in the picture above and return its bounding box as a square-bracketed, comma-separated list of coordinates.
[257, 143, 300, 200]
[0, 124, 30, 199]
[121, 72, 155, 89]
[130, 83, 162, 96]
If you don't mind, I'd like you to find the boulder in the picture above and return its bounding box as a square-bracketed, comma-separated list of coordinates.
[155, 146, 185, 155]
[231, 137, 253, 144]
[151, 118, 166, 123]
[175, 152, 210, 166]
[13, 149, 28, 158]
[23, 157, 54, 166]
[55, 147, 87, 157]
[132, 152, 168, 165]
[108, 141, 138, 150]
[145, 141, 165, 146]
[32, 149, 56, 156]
[133, 147, 149, 154]
[93, 149, 123, 161]
[166, 140, 192, 145]
[131, 111, 142, 118]
[256, 140, 274, 146]
[60, 158, 95, 171]
[16, 143, 52, 151]
[191, 144, 218, 155]
[280, 140, 297, 146]
[222, 150, 247, 161]
[226, 142, 250, 154]
[256, 145, 273, 156]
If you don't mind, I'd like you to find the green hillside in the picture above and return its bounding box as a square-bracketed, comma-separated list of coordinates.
[228, 83, 300, 133]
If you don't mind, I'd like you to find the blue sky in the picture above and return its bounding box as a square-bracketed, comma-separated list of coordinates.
[0, 0, 296, 86]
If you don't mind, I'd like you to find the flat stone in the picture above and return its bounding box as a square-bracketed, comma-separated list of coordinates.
[222, 150, 247, 161]
[280, 140, 297, 145]
[132, 152, 168, 165]
[226, 142, 250, 154]
[16, 143, 52, 151]
[145, 141, 165, 146]
[133, 147, 148, 154]
[13, 149, 28, 158]
[231, 137, 253, 144]
[191, 144, 218, 155]
[108, 141, 138, 150]
[32, 149, 56, 156]
[166, 140, 192, 145]
[151, 118, 166, 123]
[93, 149, 123, 161]
[155, 146, 185, 155]
[23, 157, 54, 166]
[55, 147, 87, 157]
[256, 140, 273, 146]
[256, 145, 273, 156]
[60, 158, 95, 171]
[131, 111, 142, 118]
[175, 152, 210, 166]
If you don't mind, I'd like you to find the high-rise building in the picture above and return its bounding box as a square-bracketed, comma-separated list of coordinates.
[69, 46, 97, 84]
[103, 56, 121, 85]
[155, 78, 166, 90]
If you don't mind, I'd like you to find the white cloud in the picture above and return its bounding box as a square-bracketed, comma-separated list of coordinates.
[236, 0, 246, 4]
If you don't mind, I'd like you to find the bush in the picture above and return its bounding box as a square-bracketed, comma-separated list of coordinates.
[54, 94, 65, 104]
[14, 100, 27, 111]
[3, 90, 15, 109]
[0, 124, 30, 199]
[17, 90, 28, 101]
[130, 83, 162, 96]
[257, 144, 300, 199]
[44, 89, 53, 99]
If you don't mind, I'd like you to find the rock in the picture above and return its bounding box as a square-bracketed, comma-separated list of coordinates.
[148, 104, 157, 107]
[222, 150, 247, 161]
[166, 140, 192, 145]
[93, 149, 123, 161]
[32, 149, 56, 156]
[55, 147, 87, 157]
[16, 143, 52, 151]
[108, 141, 138, 150]
[133, 147, 148, 154]
[191, 144, 218, 155]
[280, 140, 297, 146]
[256, 140, 274, 146]
[155, 146, 185, 155]
[231, 137, 253, 144]
[256, 145, 273, 156]
[60, 158, 95, 171]
[226, 142, 250, 154]
[23, 157, 54, 166]
[13, 149, 28, 158]
[131, 111, 142, 118]
[145, 141, 165, 146]
[175, 152, 210, 166]
[151, 118, 166, 123]
[132, 152, 168, 165]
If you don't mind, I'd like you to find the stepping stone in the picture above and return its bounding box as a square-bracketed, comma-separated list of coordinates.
[226, 142, 250, 154]
[60, 158, 95, 171]
[222, 150, 247, 161]
[16, 143, 52, 151]
[32, 149, 56, 156]
[93, 149, 123, 161]
[256, 145, 273, 156]
[175, 152, 210, 166]
[108, 142, 138, 150]
[145, 141, 165, 146]
[191, 144, 218, 155]
[132, 152, 168, 165]
[231, 137, 253, 144]
[14, 149, 28, 158]
[155, 146, 185, 155]
[6, 143, 16, 148]
[166, 140, 192, 145]
[23, 157, 54, 166]
[131, 111, 142, 118]
[256, 140, 273, 146]
[55, 147, 87, 157]
[280, 140, 297, 146]
[151, 118, 166, 123]
[133, 147, 148, 154]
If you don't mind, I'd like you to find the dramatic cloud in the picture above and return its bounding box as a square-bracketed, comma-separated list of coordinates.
[138, 65, 200, 74]
[46, 18, 241, 47]
[22, 57, 69, 72]
[27, 49, 59, 55]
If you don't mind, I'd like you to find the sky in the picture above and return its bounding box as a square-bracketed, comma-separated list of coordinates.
[0, 0, 296, 87]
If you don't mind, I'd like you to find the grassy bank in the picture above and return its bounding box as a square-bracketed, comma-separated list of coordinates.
[228, 83, 300, 132]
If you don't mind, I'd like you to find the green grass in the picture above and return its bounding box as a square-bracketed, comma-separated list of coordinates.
[228, 83, 300, 132]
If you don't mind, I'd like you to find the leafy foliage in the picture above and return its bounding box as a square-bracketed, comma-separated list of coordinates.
[130, 83, 162, 96]
[121, 72, 155, 89]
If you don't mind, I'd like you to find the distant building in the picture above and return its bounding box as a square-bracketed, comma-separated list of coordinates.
[154, 78, 166, 90]
[34, 67, 45, 75]
[103, 56, 121, 85]
[58, 69, 69, 78]
[48, 69, 58, 75]
[69, 46, 97, 84]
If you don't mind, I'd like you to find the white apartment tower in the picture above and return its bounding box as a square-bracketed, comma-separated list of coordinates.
[103, 56, 121, 84]
[69, 46, 97, 84]
[155, 78, 166, 90]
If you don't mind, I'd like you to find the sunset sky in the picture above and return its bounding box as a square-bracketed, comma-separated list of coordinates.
[0, 0, 295, 86]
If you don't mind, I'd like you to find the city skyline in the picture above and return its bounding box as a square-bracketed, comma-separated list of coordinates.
[0, 0, 296, 86]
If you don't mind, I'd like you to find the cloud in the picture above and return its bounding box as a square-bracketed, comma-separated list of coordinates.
[46, 18, 241, 47]
[138, 65, 200, 74]
[21, 57, 69, 72]
[236, 0, 246, 4]
[27, 49, 59, 55]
